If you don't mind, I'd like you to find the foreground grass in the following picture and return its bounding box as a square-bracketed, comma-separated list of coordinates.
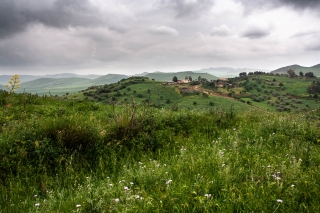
[1, 92, 320, 212]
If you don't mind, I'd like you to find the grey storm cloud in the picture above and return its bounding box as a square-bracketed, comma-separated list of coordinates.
[0, 0, 103, 38]
[238, 0, 320, 11]
[160, 0, 215, 19]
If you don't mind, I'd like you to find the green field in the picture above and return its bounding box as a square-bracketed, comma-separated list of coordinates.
[1, 90, 320, 212]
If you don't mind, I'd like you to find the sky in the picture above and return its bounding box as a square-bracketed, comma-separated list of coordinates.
[0, 0, 320, 75]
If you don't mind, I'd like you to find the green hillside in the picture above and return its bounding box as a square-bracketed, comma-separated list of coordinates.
[144, 71, 218, 82]
[1, 90, 320, 212]
[0, 74, 129, 96]
[271, 64, 320, 76]
[75, 76, 250, 112]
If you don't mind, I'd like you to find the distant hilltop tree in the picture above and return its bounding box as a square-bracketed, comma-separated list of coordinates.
[239, 72, 247, 77]
[172, 76, 178, 82]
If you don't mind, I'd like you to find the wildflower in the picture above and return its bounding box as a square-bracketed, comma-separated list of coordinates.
[204, 194, 212, 198]
[233, 128, 236, 131]
[35, 203, 40, 207]
[267, 165, 271, 168]
[109, 184, 113, 187]
[277, 199, 283, 203]
[180, 146, 186, 151]
[124, 186, 130, 191]
[222, 163, 226, 167]
[275, 177, 281, 180]
[166, 180, 172, 185]
[115, 198, 120, 203]
[164, 164, 167, 166]
[130, 182, 134, 185]
[76, 204, 81, 208]
[34, 195, 38, 198]
[291, 184, 295, 188]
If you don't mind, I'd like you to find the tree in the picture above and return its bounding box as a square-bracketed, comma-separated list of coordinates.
[5, 74, 20, 94]
[305, 72, 315, 78]
[299, 71, 304, 77]
[172, 76, 178, 82]
[188, 76, 192, 81]
[287, 69, 297, 78]
[307, 80, 320, 94]
[239, 72, 247, 77]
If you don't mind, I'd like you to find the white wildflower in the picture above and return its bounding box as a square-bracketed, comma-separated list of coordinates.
[35, 203, 40, 207]
[204, 194, 212, 198]
[76, 204, 81, 208]
[115, 198, 120, 203]
[166, 180, 172, 185]
[277, 199, 283, 203]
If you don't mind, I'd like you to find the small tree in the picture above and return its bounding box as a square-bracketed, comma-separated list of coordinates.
[172, 76, 178, 82]
[239, 72, 247, 77]
[188, 76, 192, 81]
[287, 69, 297, 78]
[299, 71, 304, 77]
[5, 74, 20, 94]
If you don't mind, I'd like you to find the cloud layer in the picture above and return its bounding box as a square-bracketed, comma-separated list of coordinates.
[0, 0, 319, 75]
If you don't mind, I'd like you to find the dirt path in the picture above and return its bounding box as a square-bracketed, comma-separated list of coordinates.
[192, 84, 234, 100]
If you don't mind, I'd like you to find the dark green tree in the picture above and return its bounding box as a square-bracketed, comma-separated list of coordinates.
[172, 76, 178, 82]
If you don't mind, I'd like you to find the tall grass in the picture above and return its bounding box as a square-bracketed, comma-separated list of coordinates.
[0, 92, 320, 212]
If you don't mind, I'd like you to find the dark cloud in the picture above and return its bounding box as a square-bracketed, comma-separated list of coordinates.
[242, 27, 270, 39]
[278, 0, 320, 9]
[0, 0, 103, 38]
[238, 0, 320, 12]
[160, 0, 215, 19]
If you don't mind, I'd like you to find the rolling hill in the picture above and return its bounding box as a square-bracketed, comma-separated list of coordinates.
[0, 74, 129, 95]
[271, 64, 320, 76]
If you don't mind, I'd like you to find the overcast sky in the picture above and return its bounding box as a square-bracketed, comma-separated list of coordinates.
[0, 0, 320, 75]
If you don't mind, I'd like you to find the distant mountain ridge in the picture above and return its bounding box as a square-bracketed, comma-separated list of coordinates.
[0, 73, 103, 85]
[271, 64, 320, 76]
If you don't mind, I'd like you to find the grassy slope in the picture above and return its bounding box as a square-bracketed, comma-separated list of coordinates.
[0, 93, 320, 212]
[220, 75, 320, 112]
[80, 78, 251, 112]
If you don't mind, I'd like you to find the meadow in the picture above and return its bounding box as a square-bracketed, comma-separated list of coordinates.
[1, 90, 320, 212]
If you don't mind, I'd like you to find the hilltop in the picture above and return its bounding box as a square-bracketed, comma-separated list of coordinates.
[271, 64, 320, 76]
[144, 71, 218, 82]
